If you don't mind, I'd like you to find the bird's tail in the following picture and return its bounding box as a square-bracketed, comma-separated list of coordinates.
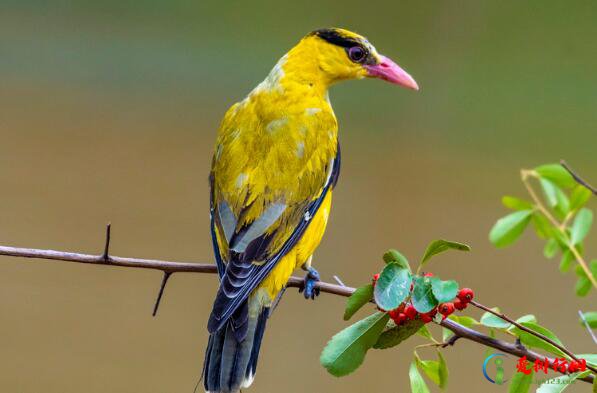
[203, 305, 269, 393]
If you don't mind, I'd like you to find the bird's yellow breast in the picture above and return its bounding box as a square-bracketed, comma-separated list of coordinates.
[211, 37, 341, 301]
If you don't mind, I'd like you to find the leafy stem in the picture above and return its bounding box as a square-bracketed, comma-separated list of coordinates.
[520, 169, 597, 288]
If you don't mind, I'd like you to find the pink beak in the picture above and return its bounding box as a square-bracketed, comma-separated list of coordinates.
[365, 55, 419, 91]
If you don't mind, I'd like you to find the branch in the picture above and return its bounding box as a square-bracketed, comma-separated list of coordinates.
[439, 319, 594, 383]
[469, 300, 597, 374]
[561, 160, 597, 195]
[0, 242, 593, 384]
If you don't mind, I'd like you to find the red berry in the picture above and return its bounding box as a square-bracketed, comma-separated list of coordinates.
[457, 288, 474, 303]
[389, 309, 407, 325]
[404, 305, 417, 320]
[388, 308, 401, 320]
[410, 282, 414, 291]
[420, 313, 433, 323]
[423, 272, 434, 277]
[453, 298, 467, 311]
[568, 361, 579, 372]
[439, 302, 455, 316]
[395, 303, 406, 313]
[397, 313, 407, 325]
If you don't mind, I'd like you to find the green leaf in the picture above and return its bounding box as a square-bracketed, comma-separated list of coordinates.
[510, 322, 567, 358]
[575, 354, 597, 368]
[575, 276, 592, 297]
[574, 263, 594, 296]
[533, 213, 554, 239]
[442, 327, 453, 342]
[543, 238, 559, 259]
[409, 361, 430, 393]
[430, 278, 459, 303]
[541, 178, 559, 207]
[320, 312, 390, 376]
[508, 366, 533, 393]
[554, 186, 571, 217]
[373, 319, 424, 349]
[579, 311, 597, 328]
[507, 314, 538, 331]
[570, 208, 593, 245]
[415, 351, 448, 389]
[535, 164, 576, 189]
[570, 185, 592, 211]
[448, 315, 480, 328]
[559, 250, 574, 273]
[417, 325, 435, 342]
[374, 263, 412, 311]
[420, 239, 470, 265]
[383, 249, 411, 271]
[412, 276, 439, 313]
[343, 284, 374, 321]
[416, 358, 441, 387]
[502, 196, 534, 211]
[536, 371, 590, 393]
[540, 179, 571, 218]
[489, 210, 533, 247]
[480, 308, 511, 329]
[515, 314, 538, 324]
[437, 351, 448, 389]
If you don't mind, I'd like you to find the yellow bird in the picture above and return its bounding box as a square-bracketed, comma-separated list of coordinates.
[203, 27, 418, 392]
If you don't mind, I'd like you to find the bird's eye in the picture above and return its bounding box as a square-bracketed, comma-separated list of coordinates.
[348, 46, 366, 63]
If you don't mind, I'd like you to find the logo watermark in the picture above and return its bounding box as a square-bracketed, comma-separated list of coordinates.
[482, 353, 508, 384]
[482, 353, 589, 386]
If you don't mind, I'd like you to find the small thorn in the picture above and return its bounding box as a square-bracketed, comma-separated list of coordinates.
[333, 275, 346, 287]
[102, 223, 112, 262]
[152, 272, 172, 317]
[578, 310, 597, 345]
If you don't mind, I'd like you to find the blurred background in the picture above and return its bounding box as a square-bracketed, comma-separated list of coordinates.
[0, 1, 595, 392]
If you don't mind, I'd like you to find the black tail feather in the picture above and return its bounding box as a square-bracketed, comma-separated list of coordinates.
[203, 307, 269, 393]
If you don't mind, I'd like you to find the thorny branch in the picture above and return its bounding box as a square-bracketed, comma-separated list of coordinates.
[0, 227, 594, 384]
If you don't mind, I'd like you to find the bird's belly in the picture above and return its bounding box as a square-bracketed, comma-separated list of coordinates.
[257, 191, 333, 301]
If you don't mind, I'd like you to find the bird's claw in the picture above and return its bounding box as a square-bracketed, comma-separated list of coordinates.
[299, 267, 320, 300]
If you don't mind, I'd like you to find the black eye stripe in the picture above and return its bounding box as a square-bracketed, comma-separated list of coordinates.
[311, 28, 378, 65]
[311, 28, 361, 48]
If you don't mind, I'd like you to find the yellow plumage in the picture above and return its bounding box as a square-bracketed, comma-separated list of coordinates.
[204, 28, 418, 393]
[211, 33, 352, 300]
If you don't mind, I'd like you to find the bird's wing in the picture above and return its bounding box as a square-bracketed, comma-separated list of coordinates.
[207, 104, 340, 338]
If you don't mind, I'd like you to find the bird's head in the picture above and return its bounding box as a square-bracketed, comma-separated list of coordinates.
[288, 27, 418, 90]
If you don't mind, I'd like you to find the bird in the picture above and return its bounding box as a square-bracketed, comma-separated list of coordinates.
[203, 27, 418, 393]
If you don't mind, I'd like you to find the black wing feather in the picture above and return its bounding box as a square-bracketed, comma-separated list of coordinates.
[208, 143, 341, 338]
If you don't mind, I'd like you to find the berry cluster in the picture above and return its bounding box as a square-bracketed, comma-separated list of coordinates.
[373, 273, 474, 325]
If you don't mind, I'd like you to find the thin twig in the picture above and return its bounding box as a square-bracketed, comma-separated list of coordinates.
[561, 160, 597, 195]
[578, 310, 597, 345]
[0, 243, 593, 384]
[521, 170, 597, 288]
[469, 300, 597, 374]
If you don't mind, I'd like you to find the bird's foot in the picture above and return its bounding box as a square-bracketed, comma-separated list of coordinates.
[299, 267, 320, 300]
